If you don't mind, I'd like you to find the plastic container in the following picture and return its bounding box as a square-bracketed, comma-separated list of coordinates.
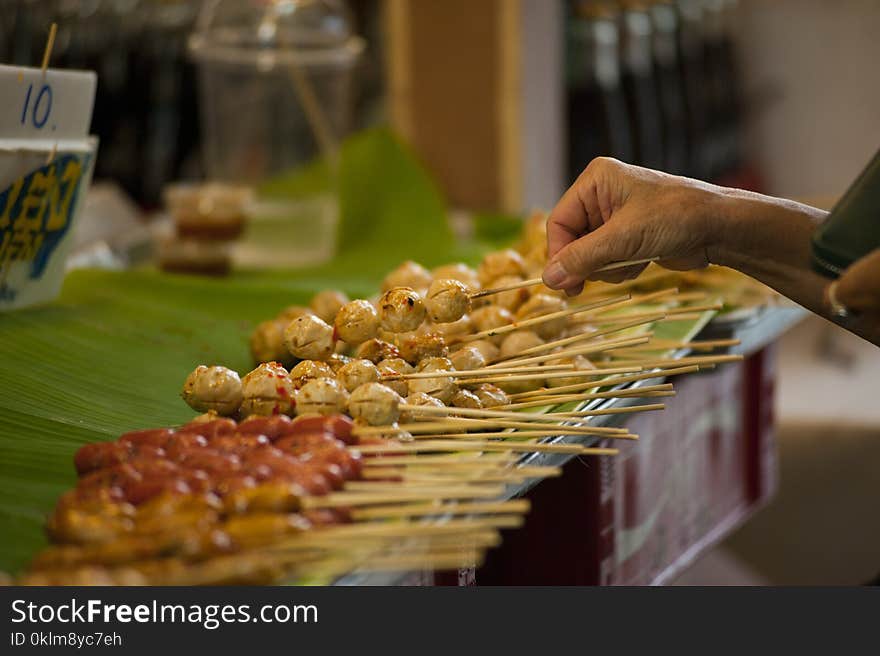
[188, 0, 363, 268]
[0, 64, 98, 311]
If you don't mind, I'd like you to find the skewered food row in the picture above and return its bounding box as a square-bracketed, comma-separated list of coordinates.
[66, 414, 367, 514]
[22, 411, 551, 585]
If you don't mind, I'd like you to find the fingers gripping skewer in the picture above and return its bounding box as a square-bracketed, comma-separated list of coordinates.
[470, 258, 661, 299]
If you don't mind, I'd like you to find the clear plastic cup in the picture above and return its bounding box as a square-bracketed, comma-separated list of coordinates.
[188, 0, 364, 268]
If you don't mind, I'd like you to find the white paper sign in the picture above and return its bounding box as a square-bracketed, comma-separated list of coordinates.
[0, 63, 96, 149]
[0, 64, 97, 311]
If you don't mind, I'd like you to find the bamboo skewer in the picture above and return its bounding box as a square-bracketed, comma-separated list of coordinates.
[351, 465, 560, 486]
[579, 287, 681, 317]
[302, 486, 507, 509]
[506, 364, 700, 400]
[546, 402, 665, 418]
[409, 430, 637, 440]
[360, 454, 518, 467]
[495, 383, 674, 410]
[350, 499, 530, 520]
[484, 338, 651, 370]
[354, 439, 619, 456]
[454, 366, 646, 386]
[470, 278, 546, 299]
[399, 401, 664, 422]
[493, 314, 666, 362]
[469, 259, 660, 300]
[584, 303, 722, 325]
[611, 338, 741, 352]
[383, 363, 574, 381]
[460, 294, 630, 343]
[41, 23, 58, 75]
[356, 418, 631, 436]
[595, 354, 743, 368]
[278, 517, 523, 543]
[400, 403, 638, 423]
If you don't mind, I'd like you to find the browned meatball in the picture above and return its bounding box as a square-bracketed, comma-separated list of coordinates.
[354, 338, 401, 363]
[249, 319, 293, 366]
[379, 287, 427, 333]
[516, 294, 568, 340]
[283, 314, 335, 361]
[425, 279, 471, 323]
[477, 249, 527, 286]
[377, 357, 413, 397]
[397, 332, 448, 365]
[470, 305, 514, 345]
[334, 300, 380, 345]
[382, 261, 433, 292]
[309, 290, 349, 324]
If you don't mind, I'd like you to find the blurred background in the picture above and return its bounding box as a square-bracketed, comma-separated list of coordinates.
[2, 0, 879, 583]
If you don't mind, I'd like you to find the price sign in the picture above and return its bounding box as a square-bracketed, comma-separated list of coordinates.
[0, 63, 96, 146]
[0, 64, 97, 310]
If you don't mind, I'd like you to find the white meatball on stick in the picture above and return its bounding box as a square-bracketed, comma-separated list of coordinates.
[348, 382, 403, 426]
[309, 290, 349, 324]
[240, 362, 296, 417]
[334, 299, 380, 345]
[378, 287, 427, 333]
[296, 378, 349, 416]
[336, 358, 381, 392]
[284, 314, 335, 361]
[425, 279, 471, 323]
[181, 365, 243, 416]
[382, 260, 433, 292]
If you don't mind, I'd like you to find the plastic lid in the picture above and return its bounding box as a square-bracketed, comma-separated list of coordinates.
[189, 0, 363, 68]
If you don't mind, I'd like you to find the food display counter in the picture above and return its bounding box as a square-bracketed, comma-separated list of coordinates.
[337, 306, 806, 585]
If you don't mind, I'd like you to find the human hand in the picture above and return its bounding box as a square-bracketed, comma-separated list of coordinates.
[542, 157, 719, 296]
[829, 248, 880, 325]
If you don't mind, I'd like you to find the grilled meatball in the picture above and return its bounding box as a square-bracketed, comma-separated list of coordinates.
[477, 249, 527, 286]
[483, 275, 529, 313]
[379, 287, 427, 333]
[461, 339, 500, 363]
[284, 314, 335, 361]
[296, 378, 349, 416]
[336, 358, 381, 393]
[181, 365, 243, 416]
[516, 294, 568, 340]
[377, 357, 413, 397]
[334, 300, 380, 345]
[499, 330, 544, 361]
[382, 261, 433, 292]
[451, 389, 482, 409]
[348, 383, 403, 426]
[354, 338, 401, 363]
[400, 392, 445, 423]
[474, 383, 509, 408]
[309, 290, 349, 324]
[449, 345, 486, 372]
[240, 362, 296, 416]
[249, 319, 292, 366]
[397, 331, 448, 365]
[431, 263, 480, 292]
[289, 360, 335, 389]
[470, 305, 514, 345]
[425, 278, 471, 323]
[408, 360, 458, 404]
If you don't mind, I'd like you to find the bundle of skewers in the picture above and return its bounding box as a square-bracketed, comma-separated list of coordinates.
[20, 211, 744, 585]
[177, 211, 739, 440]
[22, 413, 581, 585]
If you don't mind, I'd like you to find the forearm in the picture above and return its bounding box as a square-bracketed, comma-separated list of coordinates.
[704, 187, 831, 316]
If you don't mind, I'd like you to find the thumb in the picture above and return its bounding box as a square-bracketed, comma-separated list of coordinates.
[542, 223, 629, 292]
[834, 248, 880, 314]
